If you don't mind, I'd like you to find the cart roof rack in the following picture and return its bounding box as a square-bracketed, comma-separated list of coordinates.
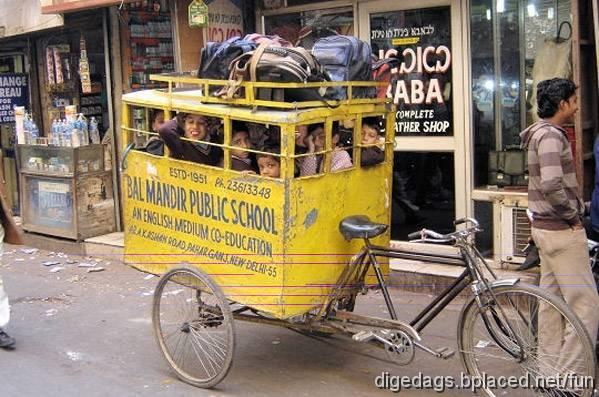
[141, 72, 390, 110]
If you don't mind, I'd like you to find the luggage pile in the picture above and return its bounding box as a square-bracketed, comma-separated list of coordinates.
[196, 33, 394, 106]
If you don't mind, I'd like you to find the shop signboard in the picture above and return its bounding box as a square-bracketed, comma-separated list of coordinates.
[205, 0, 244, 42]
[0, 73, 28, 124]
[370, 7, 453, 137]
[189, 0, 209, 28]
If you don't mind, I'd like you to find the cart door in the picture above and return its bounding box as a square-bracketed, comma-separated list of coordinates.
[359, 0, 468, 241]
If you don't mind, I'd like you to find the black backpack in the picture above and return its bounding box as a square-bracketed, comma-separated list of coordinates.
[312, 35, 374, 100]
[198, 36, 256, 80]
[224, 44, 332, 104]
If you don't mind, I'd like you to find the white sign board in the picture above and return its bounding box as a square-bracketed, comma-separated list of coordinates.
[205, 0, 244, 42]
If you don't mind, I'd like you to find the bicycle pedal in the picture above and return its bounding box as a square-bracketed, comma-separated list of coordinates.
[352, 331, 375, 342]
[436, 347, 455, 359]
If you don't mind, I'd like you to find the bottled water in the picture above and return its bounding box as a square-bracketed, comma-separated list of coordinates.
[30, 121, 39, 145]
[62, 119, 72, 147]
[78, 114, 89, 146]
[89, 117, 100, 144]
[51, 119, 58, 146]
[70, 117, 80, 147]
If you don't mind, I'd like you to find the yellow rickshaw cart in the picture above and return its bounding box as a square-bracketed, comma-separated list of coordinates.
[120, 74, 597, 394]
[121, 74, 397, 386]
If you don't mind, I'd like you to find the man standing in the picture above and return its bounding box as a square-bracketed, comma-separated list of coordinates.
[520, 78, 599, 368]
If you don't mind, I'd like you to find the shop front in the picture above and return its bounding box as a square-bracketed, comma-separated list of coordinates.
[0, 6, 121, 240]
[258, 0, 598, 265]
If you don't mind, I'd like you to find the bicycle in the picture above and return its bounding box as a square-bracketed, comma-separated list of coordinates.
[332, 215, 597, 397]
[151, 216, 597, 395]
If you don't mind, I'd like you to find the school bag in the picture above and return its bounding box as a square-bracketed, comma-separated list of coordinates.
[221, 43, 332, 104]
[311, 35, 374, 100]
[372, 57, 399, 99]
[198, 36, 256, 80]
[243, 33, 293, 48]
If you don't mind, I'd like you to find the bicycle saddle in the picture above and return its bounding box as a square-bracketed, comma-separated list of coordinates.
[339, 215, 388, 241]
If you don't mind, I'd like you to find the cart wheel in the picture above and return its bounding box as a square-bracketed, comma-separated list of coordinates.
[152, 267, 235, 388]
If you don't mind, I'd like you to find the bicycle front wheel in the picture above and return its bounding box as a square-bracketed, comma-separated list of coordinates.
[152, 267, 235, 388]
[458, 283, 596, 397]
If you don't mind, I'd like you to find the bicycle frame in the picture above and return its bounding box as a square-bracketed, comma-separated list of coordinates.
[348, 232, 516, 333]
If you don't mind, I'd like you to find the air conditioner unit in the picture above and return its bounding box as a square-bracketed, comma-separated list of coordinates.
[500, 205, 531, 264]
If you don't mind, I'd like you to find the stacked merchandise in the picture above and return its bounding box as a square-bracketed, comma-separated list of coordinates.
[18, 111, 100, 147]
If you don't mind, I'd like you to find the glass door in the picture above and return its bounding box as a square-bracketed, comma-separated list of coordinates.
[359, 0, 468, 240]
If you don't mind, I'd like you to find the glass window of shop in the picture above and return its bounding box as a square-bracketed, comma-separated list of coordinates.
[471, 0, 571, 188]
[263, 6, 353, 47]
[368, 6, 456, 239]
[120, 1, 174, 90]
[37, 27, 110, 139]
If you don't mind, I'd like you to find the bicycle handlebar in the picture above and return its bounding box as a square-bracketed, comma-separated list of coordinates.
[454, 217, 480, 228]
[407, 229, 447, 241]
[407, 218, 482, 243]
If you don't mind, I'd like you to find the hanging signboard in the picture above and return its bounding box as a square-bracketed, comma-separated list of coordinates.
[189, 0, 209, 28]
[370, 7, 453, 137]
[205, 0, 243, 42]
[0, 73, 29, 123]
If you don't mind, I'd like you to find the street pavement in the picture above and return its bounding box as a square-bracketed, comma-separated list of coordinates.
[0, 244, 479, 396]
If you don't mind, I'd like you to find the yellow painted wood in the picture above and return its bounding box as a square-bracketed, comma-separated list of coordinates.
[121, 79, 395, 319]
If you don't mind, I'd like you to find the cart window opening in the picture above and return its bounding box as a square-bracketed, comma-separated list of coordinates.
[129, 107, 165, 156]
[158, 113, 223, 167]
[330, 120, 355, 173]
[360, 116, 386, 167]
[220, 121, 258, 173]
[247, 122, 281, 179]
[256, 146, 281, 179]
[296, 123, 327, 177]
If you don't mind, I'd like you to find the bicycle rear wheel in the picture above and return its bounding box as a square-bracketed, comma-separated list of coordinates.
[458, 283, 596, 397]
[152, 267, 235, 388]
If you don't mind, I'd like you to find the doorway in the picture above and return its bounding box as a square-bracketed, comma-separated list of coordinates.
[359, 0, 469, 240]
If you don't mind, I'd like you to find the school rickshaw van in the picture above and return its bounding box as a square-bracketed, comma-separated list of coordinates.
[121, 74, 394, 319]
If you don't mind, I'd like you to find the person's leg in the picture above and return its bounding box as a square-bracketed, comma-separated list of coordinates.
[0, 276, 14, 348]
[533, 227, 599, 371]
[533, 228, 565, 374]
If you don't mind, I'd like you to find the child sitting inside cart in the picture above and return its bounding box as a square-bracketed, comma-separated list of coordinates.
[256, 146, 281, 178]
[218, 122, 257, 172]
[145, 109, 165, 156]
[158, 112, 222, 166]
[300, 122, 352, 176]
[360, 118, 385, 167]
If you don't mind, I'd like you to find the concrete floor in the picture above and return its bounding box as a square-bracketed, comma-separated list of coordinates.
[0, 243, 519, 396]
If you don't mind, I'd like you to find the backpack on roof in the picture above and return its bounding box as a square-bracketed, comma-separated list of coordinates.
[312, 35, 375, 100]
[221, 43, 332, 104]
[198, 36, 256, 80]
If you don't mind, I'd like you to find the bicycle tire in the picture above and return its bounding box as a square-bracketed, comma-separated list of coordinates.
[152, 267, 235, 388]
[458, 283, 596, 397]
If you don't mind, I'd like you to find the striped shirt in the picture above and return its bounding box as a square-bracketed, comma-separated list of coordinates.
[520, 120, 584, 230]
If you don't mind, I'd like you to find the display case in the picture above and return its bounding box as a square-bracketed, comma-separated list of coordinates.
[18, 144, 116, 240]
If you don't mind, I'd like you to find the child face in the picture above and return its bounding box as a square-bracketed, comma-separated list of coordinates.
[183, 115, 208, 140]
[231, 130, 251, 158]
[257, 155, 280, 178]
[311, 127, 326, 150]
[151, 111, 165, 133]
[361, 125, 379, 145]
